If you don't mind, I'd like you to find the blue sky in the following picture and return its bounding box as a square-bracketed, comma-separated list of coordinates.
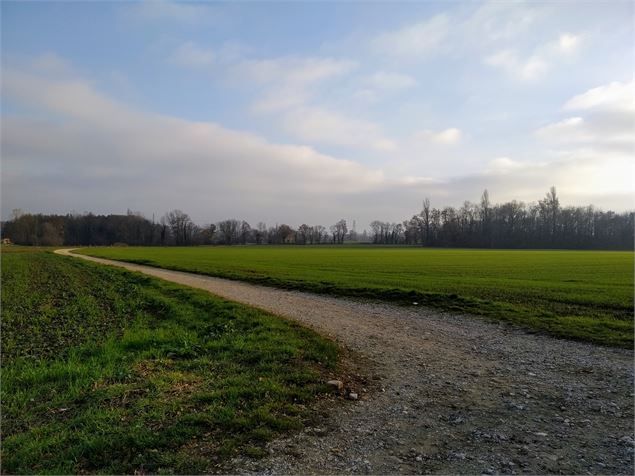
[1, 0, 633, 226]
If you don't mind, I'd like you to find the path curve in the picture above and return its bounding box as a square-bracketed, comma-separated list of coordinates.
[55, 249, 634, 474]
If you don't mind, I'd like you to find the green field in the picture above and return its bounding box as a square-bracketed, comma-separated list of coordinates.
[79, 246, 634, 347]
[1, 249, 338, 474]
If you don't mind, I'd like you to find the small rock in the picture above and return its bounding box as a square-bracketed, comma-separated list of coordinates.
[589, 400, 602, 412]
[449, 414, 466, 424]
[327, 380, 343, 392]
[534, 432, 548, 437]
[413, 302, 419, 305]
[348, 392, 359, 400]
[415, 455, 423, 462]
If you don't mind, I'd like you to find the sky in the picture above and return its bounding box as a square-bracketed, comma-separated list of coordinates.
[1, 0, 633, 228]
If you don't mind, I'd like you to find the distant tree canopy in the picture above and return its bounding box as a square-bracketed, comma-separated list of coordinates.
[2, 188, 633, 250]
[372, 188, 634, 250]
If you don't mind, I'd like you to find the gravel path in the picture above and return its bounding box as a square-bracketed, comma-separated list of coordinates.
[56, 249, 634, 474]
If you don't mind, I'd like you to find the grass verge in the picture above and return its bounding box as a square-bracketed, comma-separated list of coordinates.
[1, 248, 338, 474]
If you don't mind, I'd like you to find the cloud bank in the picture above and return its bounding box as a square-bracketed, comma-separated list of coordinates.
[2, 61, 631, 227]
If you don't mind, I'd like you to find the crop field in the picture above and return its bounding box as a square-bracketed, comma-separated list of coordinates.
[1, 248, 338, 474]
[79, 246, 634, 347]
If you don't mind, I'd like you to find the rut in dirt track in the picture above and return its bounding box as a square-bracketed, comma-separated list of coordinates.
[55, 249, 634, 475]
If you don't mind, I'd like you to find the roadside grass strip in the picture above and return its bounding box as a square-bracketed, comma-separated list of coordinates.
[1, 249, 338, 474]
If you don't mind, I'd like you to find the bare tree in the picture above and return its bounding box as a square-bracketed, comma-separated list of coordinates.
[198, 223, 216, 244]
[163, 209, 194, 245]
[240, 221, 251, 244]
[254, 222, 267, 244]
[330, 219, 348, 244]
[480, 189, 492, 247]
[218, 219, 240, 245]
[539, 186, 560, 243]
[312, 225, 326, 244]
[369, 220, 382, 243]
[277, 224, 295, 244]
[297, 224, 310, 245]
[421, 198, 431, 245]
[159, 216, 169, 245]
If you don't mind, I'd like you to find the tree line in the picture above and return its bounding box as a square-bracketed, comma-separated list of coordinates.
[0, 209, 344, 247]
[2, 188, 633, 250]
[371, 188, 633, 250]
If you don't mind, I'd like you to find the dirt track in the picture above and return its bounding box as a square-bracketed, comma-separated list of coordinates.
[55, 248, 634, 474]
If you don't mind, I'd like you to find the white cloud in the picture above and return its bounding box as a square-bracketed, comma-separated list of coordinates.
[371, 14, 449, 58]
[485, 28, 582, 81]
[415, 128, 462, 145]
[282, 107, 397, 151]
[557, 33, 580, 54]
[352, 88, 378, 103]
[463, 0, 540, 44]
[369, 3, 580, 87]
[370, 2, 546, 61]
[535, 117, 589, 142]
[3, 69, 143, 126]
[127, 0, 215, 25]
[536, 81, 634, 165]
[230, 56, 395, 150]
[486, 157, 531, 174]
[169, 42, 214, 68]
[30, 53, 75, 76]
[365, 71, 417, 90]
[3, 62, 632, 227]
[2, 66, 399, 224]
[349, 72, 416, 106]
[235, 57, 357, 86]
[234, 56, 357, 113]
[485, 49, 548, 81]
[564, 80, 634, 112]
[252, 88, 310, 114]
[537, 114, 632, 150]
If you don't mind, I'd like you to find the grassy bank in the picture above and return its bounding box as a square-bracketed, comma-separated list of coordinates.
[78, 246, 634, 347]
[1, 248, 338, 474]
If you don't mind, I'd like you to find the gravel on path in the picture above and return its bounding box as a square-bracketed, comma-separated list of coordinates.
[55, 249, 634, 475]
